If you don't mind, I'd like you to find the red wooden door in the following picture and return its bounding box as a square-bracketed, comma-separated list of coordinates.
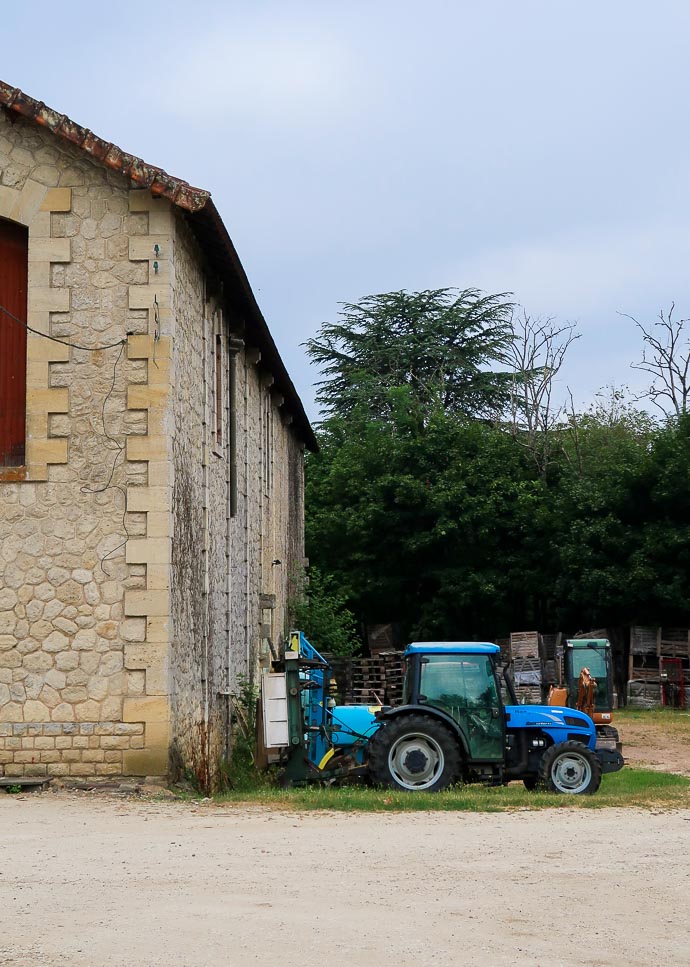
[0, 218, 28, 467]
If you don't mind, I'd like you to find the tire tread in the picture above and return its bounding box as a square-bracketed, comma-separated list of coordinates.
[538, 740, 602, 795]
[368, 713, 462, 792]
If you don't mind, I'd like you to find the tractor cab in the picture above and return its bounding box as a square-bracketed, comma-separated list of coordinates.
[402, 643, 505, 760]
[565, 639, 615, 723]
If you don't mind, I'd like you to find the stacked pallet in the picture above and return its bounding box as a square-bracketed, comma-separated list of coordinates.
[541, 632, 563, 687]
[326, 656, 355, 706]
[325, 653, 406, 707]
[511, 631, 543, 704]
[628, 627, 690, 708]
[350, 657, 386, 704]
[492, 641, 511, 704]
[379, 652, 405, 706]
[628, 627, 660, 707]
[627, 680, 661, 708]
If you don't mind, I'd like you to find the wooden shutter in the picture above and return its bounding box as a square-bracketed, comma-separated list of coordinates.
[0, 218, 28, 467]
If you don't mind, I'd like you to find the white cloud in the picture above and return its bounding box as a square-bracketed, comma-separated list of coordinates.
[453, 219, 690, 320]
[436, 218, 690, 414]
[161, 16, 356, 126]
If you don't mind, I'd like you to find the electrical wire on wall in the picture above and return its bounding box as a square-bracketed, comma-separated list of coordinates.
[152, 294, 161, 368]
[1, 301, 133, 575]
[0, 302, 126, 352]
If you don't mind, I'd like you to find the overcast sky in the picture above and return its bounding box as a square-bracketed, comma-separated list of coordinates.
[4, 1, 689, 422]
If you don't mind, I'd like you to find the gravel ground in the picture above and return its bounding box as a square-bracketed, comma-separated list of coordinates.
[1, 792, 689, 966]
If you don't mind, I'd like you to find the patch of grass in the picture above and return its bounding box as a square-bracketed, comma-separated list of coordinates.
[200, 706, 690, 810]
[616, 707, 690, 740]
[212, 768, 690, 812]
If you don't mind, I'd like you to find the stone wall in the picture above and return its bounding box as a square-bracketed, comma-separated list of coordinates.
[0, 110, 308, 783]
[168, 214, 307, 788]
[168, 214, 210, 783]
[0, 110, 149, 777]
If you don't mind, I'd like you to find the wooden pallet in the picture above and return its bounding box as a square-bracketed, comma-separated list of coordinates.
[325, 652, 406, 707]
[627, 680, 661, 708]
[513, 657, 542, 686]
[630, 626, 658, 656]
[659, 628, 690, 659]
[510, 631, 540, 660]
[514, 686, 543, 705]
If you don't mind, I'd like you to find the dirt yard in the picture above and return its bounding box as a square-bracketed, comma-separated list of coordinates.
[619, 712, 690, 776]
[1, 715, 688, 967]
[0, 790, 689, 967]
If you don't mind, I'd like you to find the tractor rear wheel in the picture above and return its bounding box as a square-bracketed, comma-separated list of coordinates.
[538, 740, 602, 795]
[368, 714, 461, 792]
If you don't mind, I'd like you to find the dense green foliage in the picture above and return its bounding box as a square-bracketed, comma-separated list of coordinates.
[304, 291, 690, 646]
[290, 567, 360, 656]
[305, 288, 516, 422]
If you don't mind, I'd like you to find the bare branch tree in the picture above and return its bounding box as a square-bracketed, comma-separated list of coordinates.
[505, 312, 581, 474]
[563, 388, 583, 474]
[624, 304, 690, 418]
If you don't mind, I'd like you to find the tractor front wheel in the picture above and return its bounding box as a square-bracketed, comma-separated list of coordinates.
[368, 714, 461, 792]
[538, 740, 602, 795]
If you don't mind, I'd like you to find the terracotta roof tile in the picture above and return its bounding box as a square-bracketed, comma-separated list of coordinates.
[0, 79, 317, 450]
[0, 80, 210, 212]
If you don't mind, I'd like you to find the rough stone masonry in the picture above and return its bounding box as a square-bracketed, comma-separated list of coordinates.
[0, 88, 311, 786]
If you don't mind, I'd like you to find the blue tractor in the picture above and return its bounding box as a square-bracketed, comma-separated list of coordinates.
[260, 633, 624, 794]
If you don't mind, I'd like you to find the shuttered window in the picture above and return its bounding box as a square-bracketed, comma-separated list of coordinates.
[0, 218, 28, 467]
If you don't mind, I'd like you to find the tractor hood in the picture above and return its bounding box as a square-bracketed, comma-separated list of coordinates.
[505, 704, 596, 749]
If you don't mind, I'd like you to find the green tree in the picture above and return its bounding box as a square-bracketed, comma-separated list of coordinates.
[628, 414, 690, 620]
[306, 407, 545, 640]
[544, 399, 658, 628]
[305, 289, 515, 423]
[290, 566, 361, 656]
[305, 289, 689, 647]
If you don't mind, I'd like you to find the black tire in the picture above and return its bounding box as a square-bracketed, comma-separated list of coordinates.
[538, 740, 602, 795]
[368, 714, 461, 792]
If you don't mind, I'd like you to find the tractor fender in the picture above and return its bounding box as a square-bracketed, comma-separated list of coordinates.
[376, 705, 470, 759]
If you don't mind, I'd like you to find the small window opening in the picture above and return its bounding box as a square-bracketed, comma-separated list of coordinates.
[0, 218, 28, 468]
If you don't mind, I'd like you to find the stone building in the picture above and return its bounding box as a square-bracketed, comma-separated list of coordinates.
[0, 81, 317, 787]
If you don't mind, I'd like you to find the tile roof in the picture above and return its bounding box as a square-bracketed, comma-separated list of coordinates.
[0, 80, 317, 450]
[0, 80, 209, 212]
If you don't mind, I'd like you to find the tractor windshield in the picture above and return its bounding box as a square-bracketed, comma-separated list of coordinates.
[569, 646, 610, 711]
[419, 655, 497, 709]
